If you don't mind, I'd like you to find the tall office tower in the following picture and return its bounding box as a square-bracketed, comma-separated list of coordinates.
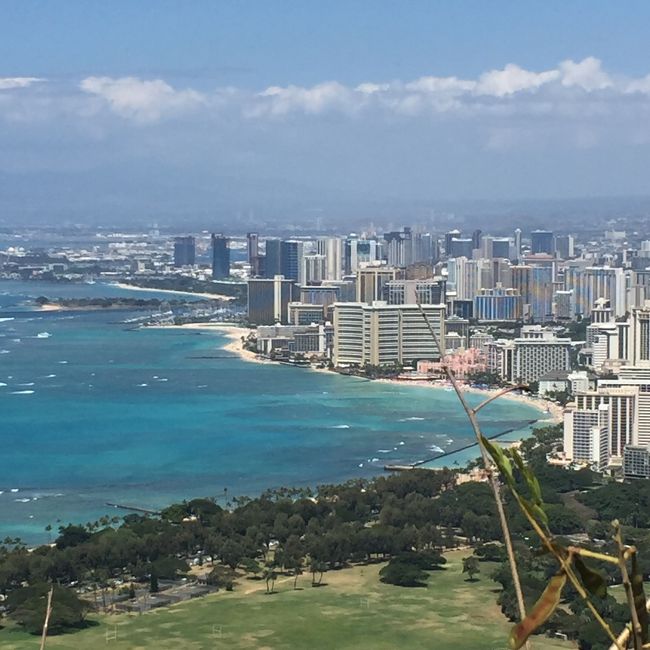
[344, 237, 378, 274]
[413, 232, 435, 264]
[211, 233, 230, 278]
[384, 228, 413, 267]
[530, 266, 554, 322]
[448, 238, 474, 259]
[565, 266, 627, 318]
[280, 240, 304, 283]
[444, 229, 461, 255]
[356, 267, 403, 304]
[247, 275, 298, 325]
[629, 301, 650, 365]
[531, 230, 555, 255]
[474, 285, 522, 321]
[264, 239, 282, 277]
[511, 265, 533, 319]
[317, 237, 343, 281]
[303, 254, 327, 285]
[555, 234, 575, 260]
[383, 278, 446, 305]
[247, 232, 260, 276]
[173, 236, 196, 267]
[332, 302, 446, 366]
[514, 228, 522, 261]
[491, 238, 511, 259]
[471, 229, 482, 250]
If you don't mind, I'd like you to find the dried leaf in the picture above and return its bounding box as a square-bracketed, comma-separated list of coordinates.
[509, 572, 567, 649]
[573, 555, 607, 599]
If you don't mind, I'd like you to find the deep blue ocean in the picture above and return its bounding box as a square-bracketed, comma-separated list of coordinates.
[0, 280, 544, 543]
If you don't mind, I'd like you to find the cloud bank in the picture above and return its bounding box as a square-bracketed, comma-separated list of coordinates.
[0, 56, 647, 125]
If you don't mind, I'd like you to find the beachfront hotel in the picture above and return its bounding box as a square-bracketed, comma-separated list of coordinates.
[332, 301, 446, 367]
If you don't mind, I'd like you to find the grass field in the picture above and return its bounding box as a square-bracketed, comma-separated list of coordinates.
[0, 551, 575, 650]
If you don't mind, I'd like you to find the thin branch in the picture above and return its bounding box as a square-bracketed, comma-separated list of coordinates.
[614, 521, 643, 649]
[415, 303, 529, 626]
[567, 546, 619, 566]
[39, 586, 53, 650]
[474, 385, 526, 414]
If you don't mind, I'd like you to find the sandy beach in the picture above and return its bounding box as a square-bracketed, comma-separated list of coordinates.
[113, 282, 235, 302]
[149, 322, 274, 365]
[150, 321, 562, 421]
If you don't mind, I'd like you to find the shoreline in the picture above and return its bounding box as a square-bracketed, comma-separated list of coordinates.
[164, 320, 561, 423]
[112, 282, 235, 302]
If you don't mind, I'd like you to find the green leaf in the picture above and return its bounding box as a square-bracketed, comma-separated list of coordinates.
[509, 572, 567, 650]
[631, 553, 649, 643]
[481, 436, 514, 486]
[518, 496, 548, 528]
[573, 555, 607, 599]
[511, 449, 543, 505]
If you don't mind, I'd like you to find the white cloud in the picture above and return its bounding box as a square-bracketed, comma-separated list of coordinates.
[558, 57, 612, 91]
[0, 77, 43, 90]
[254, 81, 357, 116]
[79, 76, 204, 122]
[475, 64, 559, 96]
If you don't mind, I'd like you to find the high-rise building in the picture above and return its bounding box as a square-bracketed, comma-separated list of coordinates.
[488, 326, 572, 384]
[529, 266, 554, 322]
[555, 234, 575, 260]
[280, 240, 304, 283]
[564, 266, 627, 318]
[384, 228, 413, 267]
[563, 404, 609, 469]
[491, 238, 511, 259]
[264, 239, 282, 278]
[629, 301, 650, 366]
[444, 229, 461, 255]
[333, 302, 445, 367]
[383, 278, 446, 305]
[474, 285, 522, 321]
[247, 232, 260, 276]
[344, 237, 378, 274]
[514, 228, 522, 261]
[247, 275, 298, 325]
[211, 233, 230, 278]
[356, 267, 403, 304]
[448, 238, 474, 259]
[173, 236, 196, 267]
[303, 254, 327, 285]
[471, 229, 482, 250]
[531, 230, 555, 255]
[317, 238, 344, 281]
[572, 387, 637, 458]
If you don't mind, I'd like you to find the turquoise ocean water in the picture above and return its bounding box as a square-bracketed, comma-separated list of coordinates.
[0, 280, 545, 543]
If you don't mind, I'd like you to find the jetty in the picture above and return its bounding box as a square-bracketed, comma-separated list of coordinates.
[105, 502, 161, 515]
[384, 419, 538, 472]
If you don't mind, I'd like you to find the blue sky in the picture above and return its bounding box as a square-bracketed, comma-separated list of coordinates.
[2, 1, 650, 224]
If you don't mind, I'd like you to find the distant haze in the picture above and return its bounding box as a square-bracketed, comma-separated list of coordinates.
[2, 2, 650, 227]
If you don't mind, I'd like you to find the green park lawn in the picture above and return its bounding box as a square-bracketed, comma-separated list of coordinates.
[0, 551, 574, 650]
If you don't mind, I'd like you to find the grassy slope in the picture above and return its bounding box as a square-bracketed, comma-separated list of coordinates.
[0, 551, 574, 650]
